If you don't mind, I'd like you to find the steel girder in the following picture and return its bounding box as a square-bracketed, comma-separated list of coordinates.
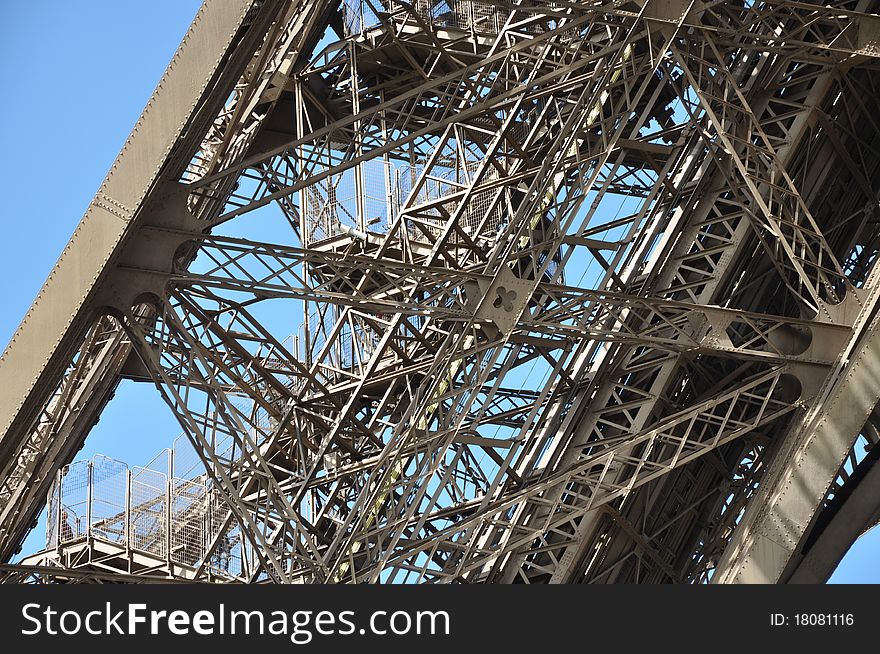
[0, 0, 332, 564]
[3, 1, 880, 584]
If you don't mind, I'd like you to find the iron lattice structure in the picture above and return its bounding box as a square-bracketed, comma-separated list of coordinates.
[2, 0, 880, 583]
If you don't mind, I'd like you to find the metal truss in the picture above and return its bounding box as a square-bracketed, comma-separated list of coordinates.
[4, 0, 880, 584]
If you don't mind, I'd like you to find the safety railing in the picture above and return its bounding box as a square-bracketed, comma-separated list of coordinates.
[46, 454, 242, 577]
[341, 0, 509, 37]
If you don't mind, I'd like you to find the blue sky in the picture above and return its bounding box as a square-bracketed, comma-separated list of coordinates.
[0, 1, 203, 559]
[0, 2, 877, 581]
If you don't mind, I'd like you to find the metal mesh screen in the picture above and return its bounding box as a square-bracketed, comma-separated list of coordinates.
[45, 476, 60, 549]
[206, 490, 243, 578]
[58, 460, 89, 544]
[171, 433, 204, 481]
[89, 455, 127, 544]
[129, 467, 167, 558]
[414, 0, 505, 33]
[393, 162, 506, 244]
[170, 479, 208, 565]
[303, 159, 392, 245]
[342, 1, 508, 36]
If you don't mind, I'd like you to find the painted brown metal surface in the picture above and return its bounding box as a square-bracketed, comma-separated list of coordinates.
[3, 0, 880, 583]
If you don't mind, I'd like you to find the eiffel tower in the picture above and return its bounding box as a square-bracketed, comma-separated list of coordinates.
[2, 0, 880, 583]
